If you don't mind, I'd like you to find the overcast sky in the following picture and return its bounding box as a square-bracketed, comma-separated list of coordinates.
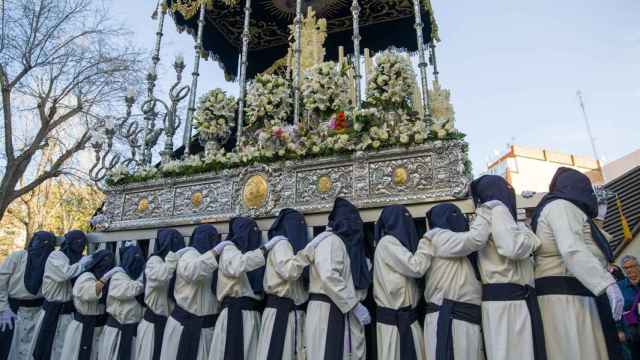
[112, 0, 640, 174]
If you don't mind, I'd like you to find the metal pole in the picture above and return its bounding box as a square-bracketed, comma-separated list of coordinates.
[429, 42, 439, 83]
[351, 0, 362, 109]
[182, 4, 206, 156]
[236, 0, 252, 141]
[577, 90, 606, 181]
[150, 2, 166, 83]
[411, 0, 431, 119]
[292, 0, 303, 124]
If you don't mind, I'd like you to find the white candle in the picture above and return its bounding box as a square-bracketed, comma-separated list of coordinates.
[175, 54, 184, 65]
[127, 87, 136, 99]
[148, 64, 157, 76]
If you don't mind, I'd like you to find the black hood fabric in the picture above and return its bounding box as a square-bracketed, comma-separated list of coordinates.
[227, 217, 265, 294]
[60, 230, 87, 265]
[119, 245, 145, 280]
[375, 205, 418, 253]
[84, 249, 115, 280]
[531, 167, 613, 261]
[268, 208, 310, 283]
[24, 231, 57, 295]
[190, 224, 222, 294]
[426, 203, 470, 233]
[153, 228, 186, 260]
[470, 175, 518, 221]
[327, 197, 372, 290]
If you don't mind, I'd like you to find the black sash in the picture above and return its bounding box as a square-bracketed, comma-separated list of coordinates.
[482, 283, 547, 360]
[264, 295, 306, 360]
[222, 296, 262, 360]
[172, 305, 217, 360]
[309, 293, 346, 360]
[535, 276, 624, 360]
[425, 300, 482, 360]
[143, 309, 168, 360]
[0, 298, 44, 360]
[106, 315, 138, 360]
[376, 305, 419, 360]
[32, 300, 76, 360]
[75, 312, 107, 360]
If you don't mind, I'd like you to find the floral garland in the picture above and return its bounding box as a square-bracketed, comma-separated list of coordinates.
[366, 50, 417, 112]
[193, 88, 237, 140]
[301, 61, 352, 120]
[244, 74, 292, 131]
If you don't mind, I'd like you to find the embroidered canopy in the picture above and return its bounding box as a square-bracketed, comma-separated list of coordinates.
[167, 0, 439, 79]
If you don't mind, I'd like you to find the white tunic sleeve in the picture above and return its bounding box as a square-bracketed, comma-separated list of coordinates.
[145, 255, 176, 289]
[427, 207, 492, 257]
[382, 237, 432, 278]
[47, 251, 83, 282]
[315, 238, 359, 314]
[545, 201, 615, 295]
[74, 273, 101, 302]
[0, 252, 19, 311]
[271, 241, 307, 281]
[219, 246, 265, 278]
[177, 249, 218, 282]
[108, 273, 144, 300]
[491, 205, 541, 260]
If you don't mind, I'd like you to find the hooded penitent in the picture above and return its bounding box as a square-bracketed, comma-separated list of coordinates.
[374, 205, 418, 253]
[327, 197, 372, 290]
[190, 224, 221, 294]
[24, 231, 57, 295]
[84, 249, 116, 280]
[470, 175, 518, 221]
[227, 217, 265, 294]
[531, 167, 613, 261]
[119, 244, 146, 280]
[153, 229, 186, 260]
[60, 230, 87, 265]
[268, 208, 309, 282]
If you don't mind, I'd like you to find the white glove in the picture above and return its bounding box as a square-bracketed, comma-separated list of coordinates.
[213, 241, 233, 255]
[264, 236, 287, 251]
[306, 231, 333, 250]
[0, 309, 17, 331]
[597, 203, 608, 221]
[79, 255, 93, 269]
[606, 283, 624, 321]
[483, 200, 505, 209]
[351, 303, 371, 326]
[174, 247, 191, 257]
[100, 267, 124, 282]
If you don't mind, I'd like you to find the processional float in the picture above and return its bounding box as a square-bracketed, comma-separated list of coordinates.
[87, 0, 471, 246]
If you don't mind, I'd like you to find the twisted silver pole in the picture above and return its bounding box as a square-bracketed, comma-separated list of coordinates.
[182, 4, 206, 156]
[292, 0, 303, 124]
[429, 42, 439, 83]
[236, 0, 252, 141]
[411, 0, 431, 120]
[151, 2, 166, 80]
[351, 0, 362, 109]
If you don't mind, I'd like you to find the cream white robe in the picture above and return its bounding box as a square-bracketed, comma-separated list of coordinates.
[29, 250, 84, 360]
[424, 229, 484, 360]
[373, 235, 430, 360]
[135, 252, 179, 360]
[305, 234, 366, 360]
[427, 204, 541, 360]
[256, 240, 312, 360]
[209, 245, 265, 360]
[160, 248, 219, 360]
[0, 250, 44, 360]
[60, 272, 106, 360]
[534, 199, 616, 360]
[97, 271, 144, 360]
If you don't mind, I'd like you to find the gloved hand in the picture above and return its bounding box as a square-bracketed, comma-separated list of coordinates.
[213, 241, 233, 255]
[606, 283, 624, 321]
[79, 255, 93, 269]
[483, 200, 505, 209]
[0, 309, 17, 332]
[264, 236, 287, 251]
[174, 247, 191, 257]
[100, 267, 124, 283]
[351, 303, 371, 326]
[597, 203, 608, 221]
[307, 231, 333, 250]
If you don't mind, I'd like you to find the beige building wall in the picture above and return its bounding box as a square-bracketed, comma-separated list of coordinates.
[487, 145, 603, 193]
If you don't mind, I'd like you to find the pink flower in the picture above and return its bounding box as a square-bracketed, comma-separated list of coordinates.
[273, 127, 284, 139]
[328, 115, 337, 129]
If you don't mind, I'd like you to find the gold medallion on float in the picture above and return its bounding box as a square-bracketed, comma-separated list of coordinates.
[137, 198, 149, 213]
[317, 175, 332, 193]
[191, 192, 203, 207]
[243, 174, 269, 209]
[392, 166, 409, 186]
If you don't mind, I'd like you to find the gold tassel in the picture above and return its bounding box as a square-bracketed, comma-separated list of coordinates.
[616, 195, 633, 242]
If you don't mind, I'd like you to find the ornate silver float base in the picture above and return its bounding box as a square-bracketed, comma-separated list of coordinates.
[100, 140, 470, 232]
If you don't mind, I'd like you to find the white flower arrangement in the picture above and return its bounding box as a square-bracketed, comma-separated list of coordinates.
[302, 61, 352, 119]
[245, 74, 292, 130]
[108, 165, 130, 183]
[366, 51, 417, 111]
[136, 165, 159, 178]
[193, 89, 237, 140]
